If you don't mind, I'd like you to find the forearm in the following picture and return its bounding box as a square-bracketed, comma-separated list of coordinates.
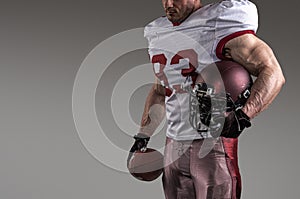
[243, 64, 285, 119]
[225, 34, 285, 119]
[139, 83, 166, 137]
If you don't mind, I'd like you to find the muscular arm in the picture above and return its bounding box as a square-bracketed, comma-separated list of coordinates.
[139, 79, 166, 137]
[224, 34, 285, 119]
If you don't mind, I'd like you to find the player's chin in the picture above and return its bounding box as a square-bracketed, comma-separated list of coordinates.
[168, 18, 181, 24]
[166, 14, 180, 22]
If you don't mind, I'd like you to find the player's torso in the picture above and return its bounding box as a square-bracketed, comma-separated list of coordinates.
[144, 0, 257, 140]
[145, 4, 222, 140]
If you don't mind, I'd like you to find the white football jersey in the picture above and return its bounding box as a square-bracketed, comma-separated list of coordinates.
[144, 0, 258, 140]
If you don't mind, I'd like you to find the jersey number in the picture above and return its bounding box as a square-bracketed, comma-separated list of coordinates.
[151, 49, 198, 96]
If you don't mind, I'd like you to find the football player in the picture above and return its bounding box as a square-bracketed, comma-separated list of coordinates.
[129, 0, 285, 198]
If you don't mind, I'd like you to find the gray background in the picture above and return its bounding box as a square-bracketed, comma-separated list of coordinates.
[0, 0, 299, 198]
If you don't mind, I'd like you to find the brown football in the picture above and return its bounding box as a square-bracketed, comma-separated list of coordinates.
[127, 148, 164, 182]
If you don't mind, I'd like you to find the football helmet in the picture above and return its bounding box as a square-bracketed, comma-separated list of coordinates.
[189, 60, 253, 138]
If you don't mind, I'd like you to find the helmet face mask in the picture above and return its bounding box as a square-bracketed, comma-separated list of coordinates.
[189, 82, 227, 135]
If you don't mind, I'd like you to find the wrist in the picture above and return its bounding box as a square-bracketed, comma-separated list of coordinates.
[134, 133, 150, 142]
[241, 107, 252, 120]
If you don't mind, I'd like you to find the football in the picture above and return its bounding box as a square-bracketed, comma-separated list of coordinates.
[127, 148, 164, 182]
